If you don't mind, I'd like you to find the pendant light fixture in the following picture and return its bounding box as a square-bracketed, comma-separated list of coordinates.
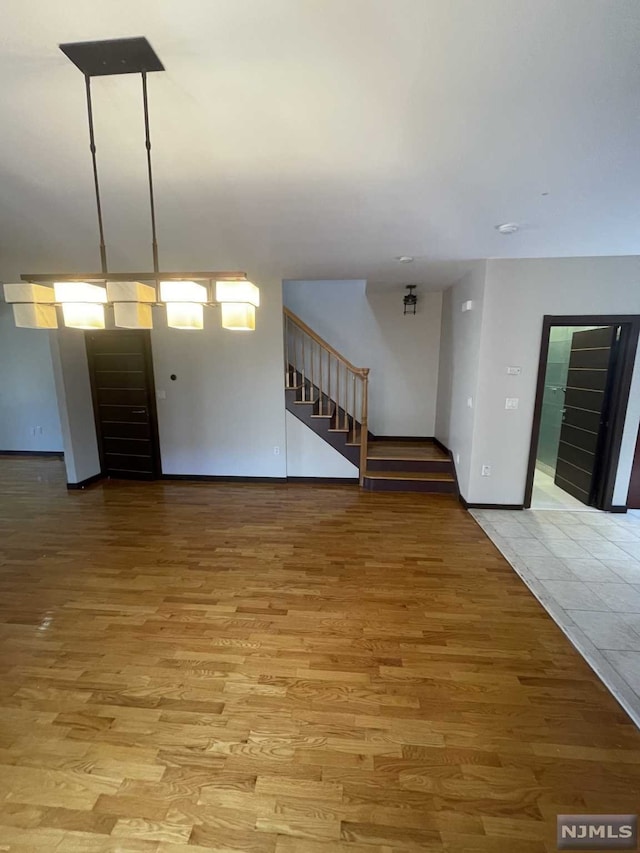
[2, 37, 259, 332]
[216, 280, 260, 331]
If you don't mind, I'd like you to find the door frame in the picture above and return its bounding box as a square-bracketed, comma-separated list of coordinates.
[524, 314, 640, 511]
[85, 330, 162, 480]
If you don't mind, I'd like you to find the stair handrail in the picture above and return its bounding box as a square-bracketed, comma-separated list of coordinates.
[283, 307, 368, 377]
[284, 306, 370, 486]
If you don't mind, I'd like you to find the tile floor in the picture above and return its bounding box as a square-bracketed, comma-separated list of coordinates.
[471, 505, 640, 727]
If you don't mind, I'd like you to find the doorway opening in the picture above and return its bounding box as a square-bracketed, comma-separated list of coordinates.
[85, 330, 161, 480]
[525, 315, 640, 511]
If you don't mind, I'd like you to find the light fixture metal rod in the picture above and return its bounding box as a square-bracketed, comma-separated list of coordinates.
[84, 74, 108, 274]
[141, 71, 160, 274]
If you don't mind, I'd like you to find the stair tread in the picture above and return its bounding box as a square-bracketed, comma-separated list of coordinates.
[367, 455, 450, 463]
[364, 470, 455, 482]
[367, 441, 448, 462]
[311, 404, 335, 419]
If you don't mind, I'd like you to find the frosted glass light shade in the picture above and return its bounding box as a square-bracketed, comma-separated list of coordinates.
[106, 281, 156, 302]
[221, 303, 256, 331]
[12, 303, 58, 329]
[114, 302, 153, 329]
[215, 280, 259, 307]
[62, 302, 105, 329]
[3, 283, 55, 304]
[166, 302, 203, 329]
[54, 281, 107, 303]
[159, 280, 207, 303]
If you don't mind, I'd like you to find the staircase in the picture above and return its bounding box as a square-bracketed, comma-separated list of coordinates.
[363, 440, 456, 492]
[284, 308, 457, 495]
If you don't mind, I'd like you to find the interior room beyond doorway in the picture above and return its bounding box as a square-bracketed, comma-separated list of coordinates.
[533, 325, 612, 511]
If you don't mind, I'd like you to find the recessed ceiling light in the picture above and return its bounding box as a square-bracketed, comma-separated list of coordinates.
[495, 223, 519, 235]
[395, 255, 414, 263]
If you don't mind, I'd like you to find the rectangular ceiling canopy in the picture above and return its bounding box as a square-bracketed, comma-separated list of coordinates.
[59, 37, 164, 77]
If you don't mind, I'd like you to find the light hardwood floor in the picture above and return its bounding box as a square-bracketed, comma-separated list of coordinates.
[1, 457, 640, 852]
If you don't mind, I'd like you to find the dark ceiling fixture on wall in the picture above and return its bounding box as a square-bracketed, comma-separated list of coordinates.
[3, 37, 259, 332]
[403, 285, 418, 315]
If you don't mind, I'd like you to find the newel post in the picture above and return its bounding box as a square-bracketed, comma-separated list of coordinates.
[359, 368, 370, 486]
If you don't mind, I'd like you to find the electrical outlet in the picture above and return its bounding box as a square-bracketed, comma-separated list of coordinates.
[505, 397, 519, 410]
[481, 465, 491, 477]
[506, 366, 521, 375]
[273, 446, 280, 456]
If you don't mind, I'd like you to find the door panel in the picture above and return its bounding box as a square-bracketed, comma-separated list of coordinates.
[562, 408, 602, 436]
[555, 459, 594, 496]
[96, 370, 147, 389]
[96, 388, 149, 406]
[101, 421, 151, 440]
[103, 437, 153, 455]
[554, 326, 616, 504]
[560, 423, 599, 455]
[566, 368, 608, 391]
[99, 405, 150, 423]
[557, 441, 597, 474]
[93, 352, 145, 372]
[86, 331, 160, 479]
[628, 425, 640, 510]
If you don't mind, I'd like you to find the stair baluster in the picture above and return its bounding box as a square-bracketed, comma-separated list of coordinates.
[283, 306, 369, 483]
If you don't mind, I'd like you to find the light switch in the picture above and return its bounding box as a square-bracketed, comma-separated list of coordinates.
[466, 397, 473, 408]
[461, 300, 474, 312]
[157, 390, 167, 400]
[505, 397, 519, 410]
[506, 366, 521, 375]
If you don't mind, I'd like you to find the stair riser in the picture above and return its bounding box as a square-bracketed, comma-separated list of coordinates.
[363, 478, 457, 494]
[285, 389, 360, 466]
[287, 367, 360, 433]
[366, 458, 453, 473]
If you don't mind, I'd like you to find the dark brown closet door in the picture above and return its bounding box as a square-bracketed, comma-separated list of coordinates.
[85, 330, 161, 479]
[628, 425, 640, 510]
[554, 326, 616, 504]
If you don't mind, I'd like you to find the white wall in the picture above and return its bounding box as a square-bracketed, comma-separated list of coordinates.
[49, 328, 101, 484]
[283, 280, 443, 437]
[434, 263, 487, 499]
[468, 257, 640, 505]
[0, 301, 63, 452]
[285, 411, 358, 478]
[151, 275, 287, 477]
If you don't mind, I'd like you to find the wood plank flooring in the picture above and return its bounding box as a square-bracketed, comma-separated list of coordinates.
[366, 443, 449, 462]
[1, 457, 640, 852]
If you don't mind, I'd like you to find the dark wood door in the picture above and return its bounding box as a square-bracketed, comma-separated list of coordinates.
[628, 425, 640, 510]
[554, 326, 616, 505]
[85, 331, 161, 479]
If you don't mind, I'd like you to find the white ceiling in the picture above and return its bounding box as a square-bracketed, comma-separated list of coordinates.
[1, 0, 639, 290]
